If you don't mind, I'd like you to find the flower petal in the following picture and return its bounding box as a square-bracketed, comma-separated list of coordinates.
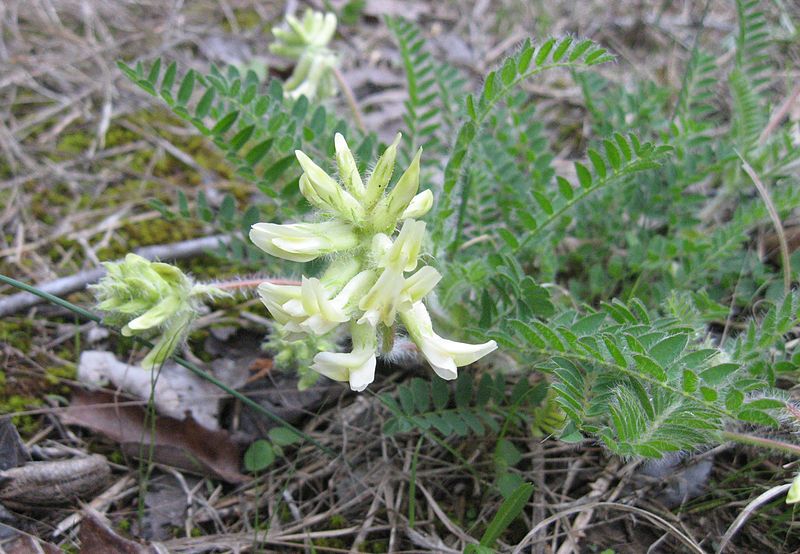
[372, 148, 422, 230]
[364, 133, 401, 207]
[335, 133, 365, 198]
[400, 189, 434, 220]
[401, 302, 497, 380]
[250, 221, 357, 262]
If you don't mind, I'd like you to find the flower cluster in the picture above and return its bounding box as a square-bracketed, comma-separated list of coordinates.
[250, 134, 496, 391]
[269, 9, 338, 102]
[91, 254, 227, 369]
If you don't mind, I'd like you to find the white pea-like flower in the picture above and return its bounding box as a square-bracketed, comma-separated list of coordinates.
[251, 133, 497, 390]
[311, 322, 377, 391]
[270, 9, 339, 101]
[400, 302, 497, 380]
[249, 221, 358, 262]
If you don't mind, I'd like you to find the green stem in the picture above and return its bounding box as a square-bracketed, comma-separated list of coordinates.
[722, 430, 800, 458]
[0, 273, 336, 459]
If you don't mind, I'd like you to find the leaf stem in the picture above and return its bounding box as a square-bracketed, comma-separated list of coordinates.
[722, 430, 800, 457]
[214, 277, 301, 290]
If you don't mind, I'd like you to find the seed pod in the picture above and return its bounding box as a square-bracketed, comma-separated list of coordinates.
[0, 454, 110, 511]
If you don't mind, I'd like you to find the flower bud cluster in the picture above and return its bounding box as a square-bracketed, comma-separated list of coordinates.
[269, 9, 338, 102]
[91, 254, 228, 369]
[250, 134, 496, 391]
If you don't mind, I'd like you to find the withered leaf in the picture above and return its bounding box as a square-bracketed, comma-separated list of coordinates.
[79, 508, 153, 554]
[61, 389, 248, 484]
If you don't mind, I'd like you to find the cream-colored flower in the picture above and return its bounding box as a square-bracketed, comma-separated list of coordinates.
[400, 302, 497, 380]
[358, 268, 406, 327]
[788, 472, 800, 504]
[260, 271, 375, 336]
[400, 190, 433, 220]
[250, 221, 357, 262]
[372, 148, 422, 231]
[250, 133, 498, 391]
[380, 219, 426, 272]
[295, 150, 363, 220]
[270, 10, 337, 58]
[335, 132, 365, 198]
[363, 133, 401, 208]
[311, 322, 377, 391]
[270, 10, 338, 101]
[257, 281, 304, 328]
[401, 266, 441, 304]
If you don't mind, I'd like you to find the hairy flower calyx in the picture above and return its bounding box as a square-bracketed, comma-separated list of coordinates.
[91, 254, 228, 369]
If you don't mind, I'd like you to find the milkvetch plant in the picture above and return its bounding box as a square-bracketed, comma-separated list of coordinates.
[250, 133, 496, 391]
[90, 253, 228, 369]
[269, 9, 338, 102]
[67, 3, 800, 529]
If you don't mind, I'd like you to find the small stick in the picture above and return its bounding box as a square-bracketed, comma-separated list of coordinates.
[737, 152, 792, 294]
[0, 235, 230, 317]
[332, 66, 366, 133]
[758, 83, 800, 145]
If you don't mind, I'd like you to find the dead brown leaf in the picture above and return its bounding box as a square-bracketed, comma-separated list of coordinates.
[0, 418, 29, 471]
[79, 508, 153, 554]
[61, 389, 249, 484]
[2, 534, 62, 554]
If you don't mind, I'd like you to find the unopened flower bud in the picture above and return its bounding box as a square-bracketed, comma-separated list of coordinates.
[364, 133, 401, 208]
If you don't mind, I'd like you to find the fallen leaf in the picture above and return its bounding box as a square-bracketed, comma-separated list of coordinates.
[61, 389, 249, 484]
[141, 473, 195, 541]
[2, 534, 61, 554]
[79, 508, 153, 554]
[0, 418, 29, 471]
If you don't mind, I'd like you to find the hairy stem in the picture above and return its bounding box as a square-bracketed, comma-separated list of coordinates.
[214, 277, 301, 290]
[722, 430, 800, 457]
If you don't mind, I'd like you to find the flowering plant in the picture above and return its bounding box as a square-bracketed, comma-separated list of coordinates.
[90, 253, 228, 369]
[250, 134, 496, 391]
[269, 9, 338, 102]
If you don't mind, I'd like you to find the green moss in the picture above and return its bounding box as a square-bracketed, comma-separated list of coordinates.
[30, 184, 74, 224]
[312, 537, 348, 549]
[0, 320, 35, 351]
[55, 129, 93, 155]
[45, 362, 77, 387]
[221, 7, 263, 32]
[329, 514, 347, 529]
[104, 125, 139, 148]
[96, 217, 199, 260]
[0, 395, 43, 435]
